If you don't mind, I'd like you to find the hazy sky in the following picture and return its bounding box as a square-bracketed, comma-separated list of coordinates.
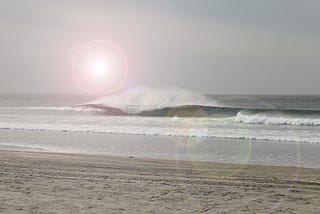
[1, 0, 320, 94]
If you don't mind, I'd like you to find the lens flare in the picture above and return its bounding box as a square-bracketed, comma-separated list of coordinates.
[71, 40, 128, 95]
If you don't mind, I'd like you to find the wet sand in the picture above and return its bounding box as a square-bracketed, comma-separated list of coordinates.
[0, 151, 319, 213]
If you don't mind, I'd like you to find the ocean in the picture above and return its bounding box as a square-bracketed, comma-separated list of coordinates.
[1, 87, 320, 168]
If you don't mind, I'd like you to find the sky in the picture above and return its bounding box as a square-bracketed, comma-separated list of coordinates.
[0, 0, 320, 95]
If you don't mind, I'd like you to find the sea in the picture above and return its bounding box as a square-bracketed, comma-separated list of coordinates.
[1, 87, 320, 168]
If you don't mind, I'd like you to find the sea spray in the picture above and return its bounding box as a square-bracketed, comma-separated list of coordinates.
[87, 86, 216, 114]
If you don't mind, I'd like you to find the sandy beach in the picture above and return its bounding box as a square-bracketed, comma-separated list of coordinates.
[0, 151, 319, 213]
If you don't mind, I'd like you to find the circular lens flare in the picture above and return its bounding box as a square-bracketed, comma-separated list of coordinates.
[71, 40, 128, 95]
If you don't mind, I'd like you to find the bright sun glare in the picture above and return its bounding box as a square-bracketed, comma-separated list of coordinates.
[72, 40, 128, 95]
[91, 59, 110, 77]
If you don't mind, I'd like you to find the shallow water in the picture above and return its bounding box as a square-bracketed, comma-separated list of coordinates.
[1, 129, 319, 168]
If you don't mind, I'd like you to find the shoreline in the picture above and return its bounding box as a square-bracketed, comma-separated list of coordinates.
[2, 128, 320, 169]
[1, 148, 320, 170]
[0, 150, 319, 213]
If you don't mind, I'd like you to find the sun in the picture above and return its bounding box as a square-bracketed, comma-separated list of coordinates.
[91, 59, 110, 78]
[71, 40, 128, 95]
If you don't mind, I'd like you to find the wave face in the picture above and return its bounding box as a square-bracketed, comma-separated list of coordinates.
[77, 104, 320, 126]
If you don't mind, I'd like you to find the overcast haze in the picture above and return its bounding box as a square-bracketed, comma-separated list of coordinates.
[1, 0, 320, 95]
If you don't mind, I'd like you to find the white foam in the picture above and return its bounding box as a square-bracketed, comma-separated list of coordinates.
[24, 106, 105, 112]
[1, 114, 320, 144]
[236, 110, 320, 126]
[87, 86, 215, 114]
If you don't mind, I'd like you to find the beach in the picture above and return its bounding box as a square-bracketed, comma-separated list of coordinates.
[0, 151, 319, 213]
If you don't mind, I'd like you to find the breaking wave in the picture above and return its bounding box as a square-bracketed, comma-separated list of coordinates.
[22, 86, 320, 126]
[235, 110, 320, 126]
